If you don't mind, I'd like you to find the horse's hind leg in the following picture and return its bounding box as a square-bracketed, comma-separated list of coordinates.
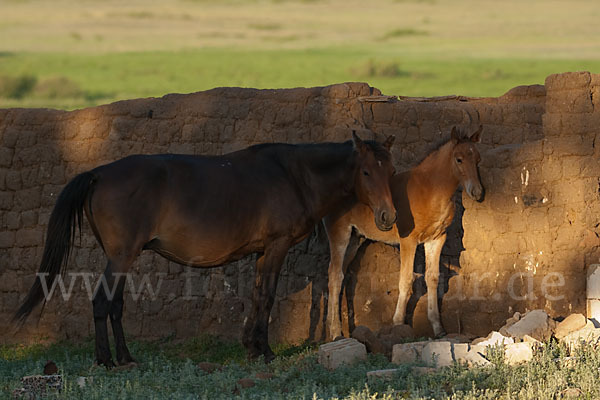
[93, 257, 135, 368]
[424, 234, 446, 337]
[243, 238, 291, 362]
[93, 263, 118, 368]
[110, 277, 135, 365]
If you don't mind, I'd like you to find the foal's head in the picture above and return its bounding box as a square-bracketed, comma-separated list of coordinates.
[352, 131, 397, 231]
[450, 125, 484, 202]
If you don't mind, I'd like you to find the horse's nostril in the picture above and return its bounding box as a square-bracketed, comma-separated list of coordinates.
[381, 211, 388, 224]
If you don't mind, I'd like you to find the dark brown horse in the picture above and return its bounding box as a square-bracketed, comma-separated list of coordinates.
[323, 126, 484, 339]
[14, 132, 396, 367]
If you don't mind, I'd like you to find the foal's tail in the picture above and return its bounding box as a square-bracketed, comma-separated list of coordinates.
[13, 171, 96, 325]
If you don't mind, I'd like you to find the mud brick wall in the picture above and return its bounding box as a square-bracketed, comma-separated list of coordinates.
[443, 72, 600, 336]
[0, 72, 598, 344]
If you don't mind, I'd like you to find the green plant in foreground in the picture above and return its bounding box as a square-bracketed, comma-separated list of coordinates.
[2, 337, 600, 399]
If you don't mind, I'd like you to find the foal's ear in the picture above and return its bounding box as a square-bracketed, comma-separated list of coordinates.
[450, 126, 460, 144]
[383, 135, 395, 151]
[352, 130, 367, 153]
[470, 125, 483, 143]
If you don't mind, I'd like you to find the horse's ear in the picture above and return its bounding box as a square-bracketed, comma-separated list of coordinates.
[470, 125, 483, 143]
[450, 126, 460, 144]
[383, 135, 395, 151]
[352, 130, 367, 153]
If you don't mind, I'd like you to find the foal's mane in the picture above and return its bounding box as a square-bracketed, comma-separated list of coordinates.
[363, 139, 392, 162]
[415, 127, 471, 167]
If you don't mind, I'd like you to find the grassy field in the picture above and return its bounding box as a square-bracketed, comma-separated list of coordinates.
[2, 336, 600, 399]
[1, 0, 600, 109]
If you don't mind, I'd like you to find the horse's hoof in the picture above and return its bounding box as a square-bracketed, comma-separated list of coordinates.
[263, 347, 276, 364]
[246, 349, 263, 362]
[114, 362, 138, 371]
[333, 335, 345, 342]
[117, 356, 137, 366]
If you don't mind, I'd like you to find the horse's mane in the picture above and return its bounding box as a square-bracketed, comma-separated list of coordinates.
[247, 139, 391, 163]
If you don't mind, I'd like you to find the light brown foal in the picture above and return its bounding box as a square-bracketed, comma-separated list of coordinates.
[323, 126, 484, 339]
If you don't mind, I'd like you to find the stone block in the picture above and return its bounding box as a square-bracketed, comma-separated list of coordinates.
[555, 314, 587, 340]
[16, 228, 43, 247]
[452, 343, 470, 361]
[0, 147, 13, 167]
[391, 342, 426, 365]
[504, 309, 554, 341]
[366, 368, 400, 379]
[462, 348, 492, 367]
[504, 342, 534, 365]
[318, 338, 367, 370]
[0, 231, 15, 248]
[421, 341, 453, 368]
[472, 331, 514, 346]
[560, 320, 600, 350]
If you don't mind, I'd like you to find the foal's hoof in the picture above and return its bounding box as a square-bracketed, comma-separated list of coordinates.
[94, 359, 116, 370]
[434, 330, 447, 339]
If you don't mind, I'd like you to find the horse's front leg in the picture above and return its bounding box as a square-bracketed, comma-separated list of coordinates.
[324, 222, 352, 341]
[393, 239, 417, 325]
[242, 238, 291, 362]
[424, 234, 446, 337]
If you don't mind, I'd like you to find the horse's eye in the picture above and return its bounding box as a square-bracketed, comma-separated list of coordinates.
[362, 170, 370, 177]
[456, 157, 463, 164]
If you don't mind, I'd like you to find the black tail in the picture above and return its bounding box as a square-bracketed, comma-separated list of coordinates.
[13, 171, 96, 325]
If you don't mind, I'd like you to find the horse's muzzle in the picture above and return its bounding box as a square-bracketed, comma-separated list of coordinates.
[467, 185, 485, 202]
[376, 209, 397, 231]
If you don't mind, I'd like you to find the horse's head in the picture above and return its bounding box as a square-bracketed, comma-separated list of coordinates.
[352, 131, 397, 231]
[450, 125, 484, 202]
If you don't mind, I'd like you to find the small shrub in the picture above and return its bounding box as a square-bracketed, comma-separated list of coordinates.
[379, 28, 429, 40]
[350, 59, 409, 78]
[248, 23, 282, 31]
[0, 74, 37, 99]
[33, 76, 85, 99]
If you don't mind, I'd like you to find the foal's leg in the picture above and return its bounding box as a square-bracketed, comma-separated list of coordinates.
[109, 277, 135, 365]
[424, 234, 446, 337]
[243, 238, 291, 362]
[342, 234, 365, 336]
[393, 239, 417, 325]
[325, 224, 352, 341]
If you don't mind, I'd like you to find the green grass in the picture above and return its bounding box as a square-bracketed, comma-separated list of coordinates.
[2, 337, 600, 399]
[1, 50, 600, 110]
[0, 0, 599, 109]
